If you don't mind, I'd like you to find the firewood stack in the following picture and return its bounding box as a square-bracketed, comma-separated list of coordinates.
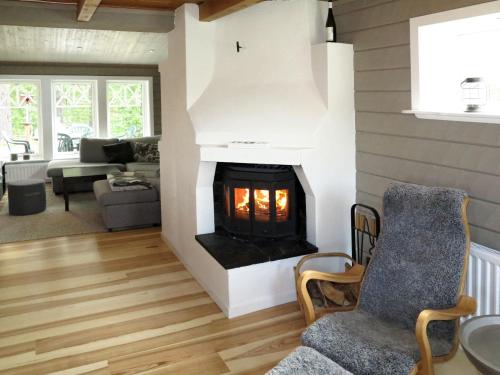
[307, 262, 359, 309]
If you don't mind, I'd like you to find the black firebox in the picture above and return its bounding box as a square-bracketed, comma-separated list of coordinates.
[195, 163, 317, 270]
[222, 164, 297, 238]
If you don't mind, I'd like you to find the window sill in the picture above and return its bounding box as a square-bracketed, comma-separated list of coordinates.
[402, 110, 500, 124]
[52, 155, 80, 160]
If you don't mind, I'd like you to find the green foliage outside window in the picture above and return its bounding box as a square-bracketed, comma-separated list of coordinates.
[0, 82, 40, 138]
[107, 82, 145, 138]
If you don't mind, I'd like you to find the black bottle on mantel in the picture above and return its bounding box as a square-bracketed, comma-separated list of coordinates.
[326, 0, 337, 43]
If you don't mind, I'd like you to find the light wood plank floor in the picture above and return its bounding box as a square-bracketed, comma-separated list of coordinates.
[0, 228, 304, 375]
[0, 228, 478, 375]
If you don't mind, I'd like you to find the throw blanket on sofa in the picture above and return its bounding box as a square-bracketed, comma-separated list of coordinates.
[108, 175, 152, 192]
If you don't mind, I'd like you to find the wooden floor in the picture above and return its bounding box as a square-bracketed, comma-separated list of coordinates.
[0, 228, 479, 375]
[0, 228, 304, 375]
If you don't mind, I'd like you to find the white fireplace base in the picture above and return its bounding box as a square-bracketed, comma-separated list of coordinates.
[159, 2, 355, 318]
[163, 231, 307, 317]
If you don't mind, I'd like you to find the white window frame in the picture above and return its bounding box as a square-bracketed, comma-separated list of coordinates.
[405, 0, 500, 124]
[0, 75, 155, 161]
[0, 78, 44, 158]
[105, 79, 152, 138]
[51, 79, 99, 159]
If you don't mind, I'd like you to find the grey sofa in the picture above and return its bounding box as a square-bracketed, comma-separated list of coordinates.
[47, 136, 160, 194]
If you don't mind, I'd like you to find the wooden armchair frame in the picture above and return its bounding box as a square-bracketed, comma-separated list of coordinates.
[295, 198, 477, 375]
[294, 252, 365, 324]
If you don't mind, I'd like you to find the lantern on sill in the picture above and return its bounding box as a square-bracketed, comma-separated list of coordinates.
[460, 77, 487, 112]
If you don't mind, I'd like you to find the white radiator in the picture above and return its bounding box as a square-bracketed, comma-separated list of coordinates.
[467, 243, 500, 316]
[4, 162, 49, 183]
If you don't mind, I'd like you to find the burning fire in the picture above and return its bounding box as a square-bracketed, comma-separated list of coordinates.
[234, 188, 250, 218]
[254, 189, 270, 210]
[276, 189, 288, 219]
[233, 187, 289, 221]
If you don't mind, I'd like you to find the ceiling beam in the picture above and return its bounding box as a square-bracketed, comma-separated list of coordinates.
[0, 1, 174, 32]
[77, 0, 102, 21]
[199, 0, 262, 22]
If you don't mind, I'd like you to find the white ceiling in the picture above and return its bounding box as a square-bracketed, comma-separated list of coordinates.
[0, 25, 168, 65]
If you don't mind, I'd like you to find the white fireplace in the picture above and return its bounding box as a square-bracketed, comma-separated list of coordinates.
[159, 0, 356, 317]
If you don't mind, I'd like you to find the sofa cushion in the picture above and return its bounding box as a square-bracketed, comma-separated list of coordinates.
[123, 136, 160, 152]
[47, 160, 125, 178]
[133, 142, 159, 162]
[80, 138, 119, 163]
[125, 162, 160, 177]
[103, 142, 135, 163]
[94, 179, 159, 206]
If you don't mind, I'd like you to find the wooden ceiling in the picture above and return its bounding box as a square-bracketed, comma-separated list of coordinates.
[21, 0, 203, 11]
[18, 0, 262, 22]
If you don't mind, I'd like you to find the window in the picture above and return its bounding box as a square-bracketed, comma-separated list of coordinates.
[52, 81, 97, 158]
[0, 80, 41, 158]
[408, 1, 500, 123]
[107, 80, 150, 138]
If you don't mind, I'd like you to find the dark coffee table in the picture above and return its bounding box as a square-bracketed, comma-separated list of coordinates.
[62, 166, 120, 211]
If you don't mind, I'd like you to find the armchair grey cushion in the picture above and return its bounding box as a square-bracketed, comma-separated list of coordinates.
[267, 346, 352, 375]
[302, 310, 451, 375]
[302, 183, 468, 375]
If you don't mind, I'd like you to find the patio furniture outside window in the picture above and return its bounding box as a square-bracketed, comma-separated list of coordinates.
[0, 80, 41, 159]
[52, 81, 97, 158]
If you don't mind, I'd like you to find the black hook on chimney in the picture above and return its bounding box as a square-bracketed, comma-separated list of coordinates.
[236, 41, 244, 53]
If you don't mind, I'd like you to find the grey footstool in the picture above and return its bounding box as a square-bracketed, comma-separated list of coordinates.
[267, 346, 352, 375]
[8, 179, 46, 216]
[93, 179, 161, 231]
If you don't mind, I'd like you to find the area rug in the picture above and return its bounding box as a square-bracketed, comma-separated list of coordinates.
[0, 185, 107, 244]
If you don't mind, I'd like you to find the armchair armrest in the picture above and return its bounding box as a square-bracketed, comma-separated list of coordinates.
[415, 295, 477, 375]
[294, 252, 354, 282]
[297, 263, 365, 325]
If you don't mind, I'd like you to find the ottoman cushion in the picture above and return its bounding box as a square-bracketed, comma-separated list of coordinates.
[93, 179, 159, 206]
[267, 346, 352, 375]
[8, 179, 46, 216]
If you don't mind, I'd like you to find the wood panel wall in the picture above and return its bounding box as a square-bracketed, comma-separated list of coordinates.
[334, 0, 500, 250]
[0, 62, 162, 135]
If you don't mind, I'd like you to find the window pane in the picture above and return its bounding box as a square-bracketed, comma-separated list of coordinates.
[0, 81, 41, 159]
[53, 81, 96, 158]
[107, 81, 147, 138]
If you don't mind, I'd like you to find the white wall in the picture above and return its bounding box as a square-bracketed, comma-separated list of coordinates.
[159, 8, 229, 313]
[160, 1, 355, 317]
[188, 0, 328, 148]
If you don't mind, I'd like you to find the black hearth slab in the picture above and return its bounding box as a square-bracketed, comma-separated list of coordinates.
[195, 233, 318, 270]
[253, 238, 318, 261]
[195, 234, 268, 269]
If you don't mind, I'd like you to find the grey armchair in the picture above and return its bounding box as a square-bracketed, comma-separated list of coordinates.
[297, 183, 477, 375]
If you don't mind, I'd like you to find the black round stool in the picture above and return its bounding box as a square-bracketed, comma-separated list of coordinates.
[8, 179, 46, 216]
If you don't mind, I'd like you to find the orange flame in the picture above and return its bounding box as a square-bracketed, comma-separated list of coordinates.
[276, 190, 288, 212]
[233, 187, 289, 222]
[254, 189, 270, 210]
[235, 188, 250, 217]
